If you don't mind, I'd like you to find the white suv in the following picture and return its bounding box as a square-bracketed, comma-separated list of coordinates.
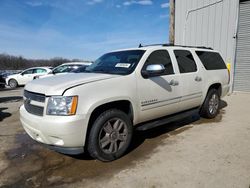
[5, 67, 51, 88]
[20, 45, 230, 161]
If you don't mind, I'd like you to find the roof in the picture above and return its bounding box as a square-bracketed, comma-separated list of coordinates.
[110, 44, 215, 53]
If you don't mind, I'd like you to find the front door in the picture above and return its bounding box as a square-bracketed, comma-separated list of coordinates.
[137, 49, 182, 123]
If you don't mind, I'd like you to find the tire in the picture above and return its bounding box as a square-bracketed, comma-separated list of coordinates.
[200, 89, 220, 119]
[87, 109, 133, 162]
[8, 79, 18, 89]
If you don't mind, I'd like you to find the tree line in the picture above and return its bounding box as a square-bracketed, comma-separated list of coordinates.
[0, 53, 86, 70]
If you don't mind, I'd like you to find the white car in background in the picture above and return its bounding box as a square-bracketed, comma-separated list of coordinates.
[35, 62, 92, 79]
[5, 67, 52, 88]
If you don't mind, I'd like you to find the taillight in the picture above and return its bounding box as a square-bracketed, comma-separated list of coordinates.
[226, 63, 230, 84]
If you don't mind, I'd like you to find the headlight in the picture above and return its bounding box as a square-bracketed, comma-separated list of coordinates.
[47, 96, 78, 116]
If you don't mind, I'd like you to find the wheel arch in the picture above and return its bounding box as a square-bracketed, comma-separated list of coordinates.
[87, 100, 134, 126]
[8, 78, 19, 86]
[207, 83, 222, 97]
[84, 100, 134, 147]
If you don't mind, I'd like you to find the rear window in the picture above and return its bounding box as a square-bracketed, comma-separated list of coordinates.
[196, 51, 227, 70]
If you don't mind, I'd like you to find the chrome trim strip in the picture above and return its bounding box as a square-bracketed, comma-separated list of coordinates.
[141, 96, 181, 107]
[30, 100, 45, 107]
[181, 95, 202, 102]
[142, 100, 179, 111]
[140, 92, 203, 111]
[181, 92, 202, 98]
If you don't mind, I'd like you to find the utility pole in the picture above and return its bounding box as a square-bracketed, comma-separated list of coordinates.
[169, 0, 175, 44]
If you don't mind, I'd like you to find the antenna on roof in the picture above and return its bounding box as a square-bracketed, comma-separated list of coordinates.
[139, 43, 143, 48]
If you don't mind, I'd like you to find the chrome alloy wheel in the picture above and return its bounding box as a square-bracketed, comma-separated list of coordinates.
[98, 118, 128, 154]
[9, 80, 17, 88]
[208, 94, 219, 115]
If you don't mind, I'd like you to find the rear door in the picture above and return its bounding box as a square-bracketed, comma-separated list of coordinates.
[173, 50, 203, 110]
[137, 49, 182, 123]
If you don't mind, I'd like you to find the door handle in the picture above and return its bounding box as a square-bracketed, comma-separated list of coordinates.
[195, 76, 202, 82]
[169, 79, 179, 86]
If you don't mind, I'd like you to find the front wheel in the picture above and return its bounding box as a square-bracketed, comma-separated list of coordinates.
[8, 79, 18, 89]
[87, 109, 133, 162]
[200, 89, 220, 119]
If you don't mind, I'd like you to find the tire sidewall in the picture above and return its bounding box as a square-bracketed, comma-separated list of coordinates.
[87, 109, 133, 161]
[201, 89, 220, 119]
[9, 79, 18, 88]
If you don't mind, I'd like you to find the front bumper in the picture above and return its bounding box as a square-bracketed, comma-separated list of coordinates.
[20, 105, 89, 154]
[45, 145, 84, 155]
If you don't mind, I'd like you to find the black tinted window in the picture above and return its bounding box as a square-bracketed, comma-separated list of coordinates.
[174, 50, 197, 73]
[196, 51, 227, 70]
[143, 50, 174, 75]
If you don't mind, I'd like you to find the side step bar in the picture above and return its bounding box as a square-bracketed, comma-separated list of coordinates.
[135, 108, 199, 131]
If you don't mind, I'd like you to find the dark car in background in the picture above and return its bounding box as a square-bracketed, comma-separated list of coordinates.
[0, 73, 6, 88]
[0, 71, 16, 88]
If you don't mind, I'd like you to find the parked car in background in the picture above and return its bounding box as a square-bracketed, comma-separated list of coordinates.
[34, 62, 92, 79]
[0, 70, 21, 88]
[5, 67, 52, 88]
[0, 73, 7, 88]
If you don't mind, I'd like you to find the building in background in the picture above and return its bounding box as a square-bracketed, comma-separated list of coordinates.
[174, 0, 250, 92]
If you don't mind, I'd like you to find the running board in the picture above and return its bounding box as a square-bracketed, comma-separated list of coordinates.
[135, 108, 199, 131]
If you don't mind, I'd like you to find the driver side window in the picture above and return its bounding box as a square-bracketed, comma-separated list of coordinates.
[142, 50, 174, 75]
[22, 69, 34, 75]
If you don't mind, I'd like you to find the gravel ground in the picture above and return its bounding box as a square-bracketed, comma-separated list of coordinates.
[0, 88, 250, 188]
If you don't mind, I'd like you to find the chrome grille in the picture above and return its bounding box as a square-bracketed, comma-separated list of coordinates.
[24, 90, 45, 116]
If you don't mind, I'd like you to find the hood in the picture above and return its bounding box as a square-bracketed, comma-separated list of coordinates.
[25, 73, 120, 95]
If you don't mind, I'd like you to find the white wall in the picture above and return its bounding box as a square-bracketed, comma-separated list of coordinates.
[175, 0, 239, 73]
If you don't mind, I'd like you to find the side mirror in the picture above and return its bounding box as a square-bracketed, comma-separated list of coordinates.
[141, 64, 165, 78]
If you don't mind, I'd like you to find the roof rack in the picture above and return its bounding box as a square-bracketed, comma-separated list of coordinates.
[138, 43, 173, 48]
[138, 43, 213, 50]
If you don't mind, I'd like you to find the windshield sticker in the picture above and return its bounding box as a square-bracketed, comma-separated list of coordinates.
[115, 63, 131, 68]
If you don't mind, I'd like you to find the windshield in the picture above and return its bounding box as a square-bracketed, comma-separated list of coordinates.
[71, 65, 88, 73]
[85, 50, 145, 75]
[52, 64, 82, 74]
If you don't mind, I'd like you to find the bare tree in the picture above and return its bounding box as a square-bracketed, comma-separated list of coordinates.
[0, 53, 87, 70]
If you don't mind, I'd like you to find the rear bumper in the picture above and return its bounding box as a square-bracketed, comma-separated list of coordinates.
[0, 82, 5, 87]
[0, 79, 5, 87]
[221, 84, 230, 98]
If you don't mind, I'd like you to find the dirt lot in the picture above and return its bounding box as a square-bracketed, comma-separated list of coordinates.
[0, 88, 250, 188]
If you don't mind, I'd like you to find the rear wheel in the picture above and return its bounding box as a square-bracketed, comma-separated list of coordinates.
[9, 79, 18, 89]
[87, 109, 133, 162]
[200, 89, 220, 119]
